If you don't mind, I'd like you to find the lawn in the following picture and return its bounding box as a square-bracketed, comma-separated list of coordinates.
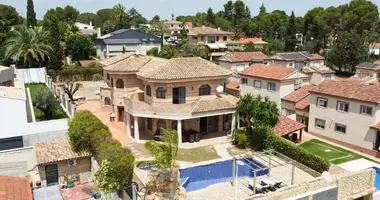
[25, 83, 67, 122]
[177, 146, 221, 163]
[300, 139, 377, 164]
[227, 146, 250, 156]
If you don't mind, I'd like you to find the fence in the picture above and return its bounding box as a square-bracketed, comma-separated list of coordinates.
[23, 68, 47, 84]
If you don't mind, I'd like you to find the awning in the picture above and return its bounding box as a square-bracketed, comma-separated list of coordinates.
[217, 43, 228, 48]
[207, 43, 220, 49]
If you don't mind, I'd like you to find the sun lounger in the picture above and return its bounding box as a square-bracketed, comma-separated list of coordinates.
[249, 181, 269, 193]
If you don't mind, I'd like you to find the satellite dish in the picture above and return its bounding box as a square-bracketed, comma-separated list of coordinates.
[216, 85, 224, 93]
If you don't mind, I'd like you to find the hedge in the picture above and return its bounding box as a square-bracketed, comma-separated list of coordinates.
[264, 132, 330, 173]
[48, 65, 103, 82]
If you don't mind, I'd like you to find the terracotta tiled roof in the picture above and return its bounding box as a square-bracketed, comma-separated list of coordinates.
[79, 60, 95, 67]
[295, 95, 310, 110]
[104, 56, 156, 72]
[303, 66, 335, 74]
[221, 52, 269, 62]
[192, 95, 238, 113]
[272, 116, 305, 136]
[98, 52, 136, 66]
[226, 82, 240, 91]
[34, 139, 91, 165]
[184, 22, 193, 28]
[239, 37, 268, 45]
[0, 175, 32, 200]
[274, 52, 324, 61]
[282, 86, 310, 102]
[309, 80, 380, 104]
[188, 26, 233, 35]
[239, 64, 296, 80]
[137, 57, 232, 80]
[369, 43, 380, 48]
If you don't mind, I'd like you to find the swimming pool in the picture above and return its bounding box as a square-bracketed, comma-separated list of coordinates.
[371, 167, 380, 190]
[180, 159, 268, 192]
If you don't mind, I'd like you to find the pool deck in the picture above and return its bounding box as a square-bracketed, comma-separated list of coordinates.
[338, 158, 380, 172]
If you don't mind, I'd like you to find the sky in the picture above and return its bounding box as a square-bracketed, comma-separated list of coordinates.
[1, 0, 380, 20]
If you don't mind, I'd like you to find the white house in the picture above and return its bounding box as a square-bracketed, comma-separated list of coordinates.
[369, 43, 380, 56]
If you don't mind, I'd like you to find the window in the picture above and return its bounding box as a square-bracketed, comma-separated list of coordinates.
[194, 36, 198, 39]
[236, 64, 245, 72]
[360, 105, 373, 115]
[315, 119, 326, 129]
[337, 101, 349, 112]
[254, 80, 261, 89]
[294, 79, 303, 90]
[216, 36, 219, 41]
[223, 36, 227, 41]
[104, 97, 111, 105]
[106, 73, 110, 80]
[241, 78, 248, 84]
[171, 24, 174, 27]
[116, 79, 124, 88]
[289, 63, 293, 67]
[147, 118, 152, 131]
[146, 85, 151, 96]
[199, 84, 211, 96]
[267, 82, 276, 92]
[317, 97, 328, 108]
[325, 75, 332, 80]
[157, 119, 166, 129]
[335, 123, 346, 134]
[156, 87, 166, 99]
[207, 36, 216, 43]
[173, 87, 186, 104]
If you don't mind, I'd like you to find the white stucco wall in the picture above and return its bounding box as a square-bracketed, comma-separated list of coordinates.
[240, 76, 282, 106]
[0, 97, 28, 138]
[308, 93, 379, 150]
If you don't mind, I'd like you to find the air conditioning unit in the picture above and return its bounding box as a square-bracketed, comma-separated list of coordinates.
[68, 159, 77, 167]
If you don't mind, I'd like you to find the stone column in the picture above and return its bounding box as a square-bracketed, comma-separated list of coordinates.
[126, 113, 131, 138]
[237, 114, 240, 129]
[177, 120, 182, 146]
[134, 116, 139, 141]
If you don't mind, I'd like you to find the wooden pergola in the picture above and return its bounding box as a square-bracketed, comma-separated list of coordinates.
[272, 116, 306, 142]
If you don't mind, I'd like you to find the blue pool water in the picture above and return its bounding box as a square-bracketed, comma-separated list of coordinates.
[371, 167, 380, 190]
[180, 159, 268, 192]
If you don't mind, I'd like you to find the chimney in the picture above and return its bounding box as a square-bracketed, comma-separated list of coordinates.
[202, 25, 205, 29]
[89, 21, 93, 27]
[97, 28, 101, 38]
[218, 27, 221, 31]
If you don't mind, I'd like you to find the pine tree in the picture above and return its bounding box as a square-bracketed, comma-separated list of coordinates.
[285, 11, 297, 52]
[26, 0, 37, 27]
[206, 8, 215, 25]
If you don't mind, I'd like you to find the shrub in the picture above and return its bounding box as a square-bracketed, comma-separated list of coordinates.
[47, 66, 103, 82]
[264, 132, 330, 173]
[92, 73, 103, 81]
[235, 130, 248, 148]
[68, 110, 109, 153]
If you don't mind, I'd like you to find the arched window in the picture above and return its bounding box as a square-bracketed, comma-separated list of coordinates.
[116, 79, 124, 88]
[157, 119, 166, 130]
[146, 85, 151, 96]
[104, 97, 111, 105]
[156, 87, 166, 99]
[199, 84, 211, 96]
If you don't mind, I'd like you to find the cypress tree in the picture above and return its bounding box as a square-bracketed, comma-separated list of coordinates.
[26, 0, 37, 27]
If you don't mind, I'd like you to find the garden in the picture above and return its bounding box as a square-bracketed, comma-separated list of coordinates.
[25, 83, 67, 121]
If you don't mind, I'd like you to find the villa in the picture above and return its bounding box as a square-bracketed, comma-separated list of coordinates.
[271, 52, 325, 70]
[98, 52, 239, 146]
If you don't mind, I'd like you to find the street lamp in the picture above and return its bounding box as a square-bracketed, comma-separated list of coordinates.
[234, 160, 245, 200]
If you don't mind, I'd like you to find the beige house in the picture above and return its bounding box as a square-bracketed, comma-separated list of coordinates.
[308, 80, 380, 158]
[239, 64, 310, 107]
[281, 85, 311, 131]
[219, 52, 271, 82]
[99, 53, 238, 145]
[164, 20, 186, 36]
[34, 139, 91, 186]
[271, 52, 325, 70]
[302, 66, 336, 85]
[188, 26, 234, 61]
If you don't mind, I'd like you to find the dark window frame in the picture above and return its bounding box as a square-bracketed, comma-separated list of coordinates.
[104, 97, 111, 105]
[267, 82, 276, 92]
[360, 105, 373, 116]
[315, 118, 326, 129]
[199, 84, 211, 96]
[156, 87, 166, 99]
[254, 80, 261, 89]
[335, 123, 347, 134]
[241, 78, 248, 84]
[116, 79, 124, 89]
[146, 85, 151, 96]
[317, 97, 328, 108]
[336, 101, 349, 113]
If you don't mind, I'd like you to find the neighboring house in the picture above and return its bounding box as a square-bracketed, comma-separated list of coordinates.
[219, 52, 271, 82]
[239, 64, 310, 107]
[164, 20, 186, 36]
[239, 37, 268, 49]
[95, 29, 162, 59]
[74, 22, 97, 35]
[369, 43, 380, 56]
[98, 53, 239, 146]
[34, 139, 91, 186]
[187, 26, 234, 61]
[281, 85, 311, 131]
[0, 175, 33, 200]
[352, 62, 380, 82]
[226, 82, 240, 97]
[302, 65, 336, 85]
[271, 52, 325, 70]
[308, 80, 380, 158]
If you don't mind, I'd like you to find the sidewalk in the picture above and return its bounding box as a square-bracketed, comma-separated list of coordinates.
[213, 143, 233, 159]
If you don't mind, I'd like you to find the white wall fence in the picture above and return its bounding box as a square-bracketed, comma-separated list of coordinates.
[23, 68, 47, 84]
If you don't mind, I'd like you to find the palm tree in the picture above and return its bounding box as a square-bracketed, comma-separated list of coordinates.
[112, 4, 127, 29]
[151, 20, 169, 49]
[4, 26, 52, 68]
[145, 128, 179, 200]
[159, 45, 180, 59]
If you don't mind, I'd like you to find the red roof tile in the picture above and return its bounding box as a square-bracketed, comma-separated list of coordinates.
[222, 52, 269, 63]
[184, 22, 193, 28]
[369, 43, 380, 48]
[282, 85, 310, 102]
[239, 37, 267, 45]
[309, 80, 380, 104]
[239, 64, 296, 81]
[226, 82, 240, 91]
[272, 116, 305, 136]
[295, 95, 310, 110]
[0, 176, 32, 200]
